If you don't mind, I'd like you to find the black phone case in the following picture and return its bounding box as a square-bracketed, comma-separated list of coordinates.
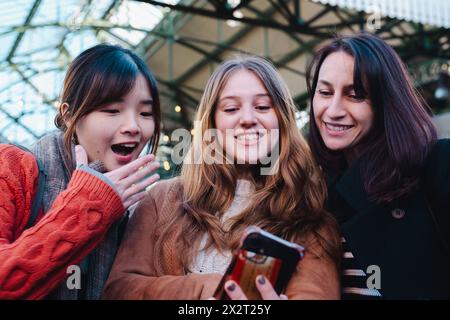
[213, 226, 304, 300]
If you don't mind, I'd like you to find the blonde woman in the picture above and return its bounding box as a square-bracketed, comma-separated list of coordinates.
[103, 56, 341, 300]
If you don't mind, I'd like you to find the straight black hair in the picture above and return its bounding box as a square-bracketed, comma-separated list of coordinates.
[307, 32, 437, 203]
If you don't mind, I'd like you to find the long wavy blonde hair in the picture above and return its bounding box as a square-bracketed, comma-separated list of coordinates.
[155, 56, 340, 273]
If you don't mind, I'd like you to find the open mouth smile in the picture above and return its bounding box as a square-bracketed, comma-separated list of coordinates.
[324, 122, 354, 132]
[232, 131, 266, 146]
[111, 142, 139, 157]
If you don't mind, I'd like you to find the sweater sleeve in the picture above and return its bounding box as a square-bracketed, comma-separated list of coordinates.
[103, 181, 222, 300]
[0, 145, 124, 300]
[285, 225, 341, 300]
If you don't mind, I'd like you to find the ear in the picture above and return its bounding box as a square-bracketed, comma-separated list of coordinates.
[60, 102, 71, 127]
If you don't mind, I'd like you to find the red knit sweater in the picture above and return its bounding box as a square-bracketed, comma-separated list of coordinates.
[0, 144, 124, 299]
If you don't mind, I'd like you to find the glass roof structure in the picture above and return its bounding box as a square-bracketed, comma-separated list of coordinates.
[1, 0, 449, 148]
[0, 0, 176, 145]
[313, 0, 450, 28]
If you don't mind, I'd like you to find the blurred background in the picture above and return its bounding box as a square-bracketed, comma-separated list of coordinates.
[0, 0, 449, 178]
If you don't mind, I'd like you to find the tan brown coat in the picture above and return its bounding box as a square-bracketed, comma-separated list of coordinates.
[103, 178, 340, 300]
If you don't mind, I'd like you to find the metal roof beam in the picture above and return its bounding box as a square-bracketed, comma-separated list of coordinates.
[0, 105, 39, 139]
[172, 2, 292, 84]
[6, 0, 43, 62]
[134, 0, 331, 37]
[11, 64, 55, 106]
[174, 24, 255, 84]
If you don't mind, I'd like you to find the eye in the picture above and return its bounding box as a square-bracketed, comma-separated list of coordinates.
[141, 112, 153, 117]
[348, 94, 365, 102]
[224, 107, 238, 113]
[101, 109, 119, 114]
[255, 105, 271, 111]
[318, 90, 332, 97]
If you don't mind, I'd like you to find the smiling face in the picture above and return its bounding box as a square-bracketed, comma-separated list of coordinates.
[214, 69, 279, 165]
[313, 51, 374, 158]
[75, 74, 155, 171]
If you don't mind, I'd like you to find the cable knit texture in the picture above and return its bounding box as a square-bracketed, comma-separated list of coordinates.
[189, 179, 254, 274]
[0, 144, 124, 300]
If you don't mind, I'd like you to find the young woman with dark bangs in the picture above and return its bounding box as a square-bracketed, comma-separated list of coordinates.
[0, 44, 161, 299]
[103, 55, 341, 300]
[307, 32, 450, 299]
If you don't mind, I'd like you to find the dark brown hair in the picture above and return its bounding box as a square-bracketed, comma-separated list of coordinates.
[55, 44, 161, 158]
[307, 32, 437, 203]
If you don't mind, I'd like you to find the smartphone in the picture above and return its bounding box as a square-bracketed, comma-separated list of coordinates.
[213, 226, 304, 300]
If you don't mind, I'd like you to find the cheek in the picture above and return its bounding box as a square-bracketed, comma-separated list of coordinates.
[215, 110, 242, 131]
[363, 116, 374, 134]
[355, 107, 375, 133]
[265, 112, 279, 129]
[76, 114, 109, 138]
[215, 115, 231, 131]
[142, 119, 155, 140]
[213, 111, 224, 130]
[75, 118, 93, 143]
[312, 104, 324, 125]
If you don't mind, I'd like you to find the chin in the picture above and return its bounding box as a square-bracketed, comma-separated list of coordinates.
[103, 163, 115, 172]
[323, 141, 348, 152]
[236, 159, 259, 165]
[234, 150, 260, 164]
[104, 160, 121, 172]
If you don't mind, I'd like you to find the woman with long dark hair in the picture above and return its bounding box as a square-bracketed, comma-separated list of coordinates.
[307, 32, 450, 299]
[0, 44, 161, 299]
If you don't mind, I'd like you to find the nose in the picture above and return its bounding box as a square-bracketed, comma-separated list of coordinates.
[120, 113, 141, 136]
[239, 106, 257, 128]
[326, 94, 347, 119]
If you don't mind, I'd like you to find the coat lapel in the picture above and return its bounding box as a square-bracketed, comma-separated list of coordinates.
[333, 161, 449, 299]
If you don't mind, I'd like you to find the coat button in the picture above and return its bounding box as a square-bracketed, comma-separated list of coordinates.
[391, 208, 405, 219]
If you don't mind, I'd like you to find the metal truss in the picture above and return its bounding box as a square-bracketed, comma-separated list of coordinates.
[132, 0, 449, 139]
[0, 0, 157, 144]
[1, 0, 448, 145]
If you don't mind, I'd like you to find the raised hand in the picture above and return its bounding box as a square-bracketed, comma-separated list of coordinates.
[75, 145, 160, 208]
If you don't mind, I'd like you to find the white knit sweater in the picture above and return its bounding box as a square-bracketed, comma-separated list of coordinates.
[189, 179, 254, 274]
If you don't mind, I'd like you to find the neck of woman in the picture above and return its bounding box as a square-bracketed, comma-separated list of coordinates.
[235, 164, 259, 181]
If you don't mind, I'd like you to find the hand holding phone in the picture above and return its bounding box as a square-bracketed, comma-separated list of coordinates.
[213, 226, 304, 300]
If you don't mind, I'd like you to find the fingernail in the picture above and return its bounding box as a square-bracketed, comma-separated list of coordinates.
[257, 276, 266, 285]
[226, 282, 235, 292]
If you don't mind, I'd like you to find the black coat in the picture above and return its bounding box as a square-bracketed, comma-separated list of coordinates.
[326, 139, 450, 299]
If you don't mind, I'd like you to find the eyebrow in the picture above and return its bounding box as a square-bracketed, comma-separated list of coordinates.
[318, 80, 355, 91]
[114, 98, 153, 105]
[219, 93, 271, 101]
[140, 99, 153, 105]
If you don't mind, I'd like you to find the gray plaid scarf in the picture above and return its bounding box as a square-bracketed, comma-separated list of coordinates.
[31, 131, 123, 300]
